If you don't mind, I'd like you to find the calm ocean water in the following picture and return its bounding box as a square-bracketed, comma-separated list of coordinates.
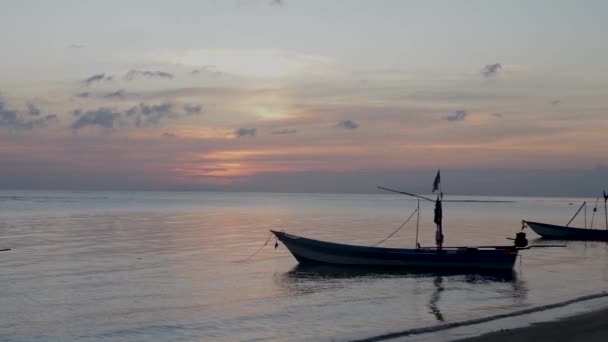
[1, 190, 608, 341]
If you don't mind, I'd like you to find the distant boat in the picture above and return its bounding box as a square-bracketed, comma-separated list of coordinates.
[272, 170, 525, 271]
[524, 221, 608, 241]
[524, 191, 608, 241]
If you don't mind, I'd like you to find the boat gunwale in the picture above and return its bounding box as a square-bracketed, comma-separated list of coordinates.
[270, 230, 516, 253]
[524, 220, 608, 232]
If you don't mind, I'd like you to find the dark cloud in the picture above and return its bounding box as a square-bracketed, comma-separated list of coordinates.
[214, 168, 608, 197]
[234, 128, 257, 137]
[75, 92, 90, 98]
[481, 63, 502, 77]
[183, 104, 203, 115]
[124, 70, 174, 81]
[127, 102, 177, 127]
[71, 108, 122, 130]
[0, 99, 56, 130]
[446, 110, 467, 121]
[104, 89, 128, 100]
[27, 103, 41, 116]
[336, 120, 359, 130]
[68, 44, 85, 49]
[272, 129, 297, 135]
[83, 73, 113, 86]
[0, 101, 18, 125]
[162, 132, 176, 138]
[551, 99, 561, 105]
[71, 102, 198, 130]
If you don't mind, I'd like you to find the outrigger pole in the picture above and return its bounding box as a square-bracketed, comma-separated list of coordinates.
[377, 187, 434, 202]
[566, 201, 586, 228]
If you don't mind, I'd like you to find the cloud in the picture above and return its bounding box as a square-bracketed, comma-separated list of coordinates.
[71, 108, 122, 130]
[0, 99, 57, 130]
[481, 63, 502, 77]
[270, 0, 285, 6]
[183, 104, 203, 115]
[75, 92, 90, 98]
[234, 127, 257, 137]
[446, 110, 467, 121]
[68, 44, 85, 49]
[83, 73, 113, 86]
[491, 113, 503, 118]
[70, 102, 199, 130]
[191, 66, 223, 77]
[551, 99, 561, 105]
[336, 120, 359, 130]
[170, 49, 334, 78]
[104, 89, 129, 100]
[162, 132, 176, 138]
[27, 103, 41, 116]
[126, 102, 177, 127]
[124, 70, 174, 81]
[272, 129, 297, 135]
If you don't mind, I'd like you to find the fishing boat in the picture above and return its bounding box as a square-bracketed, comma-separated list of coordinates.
[524, 191, 608, 241]
[272, 170, 527, 271]
[523, 221, 608, 241]
[271, 231, 519, 270]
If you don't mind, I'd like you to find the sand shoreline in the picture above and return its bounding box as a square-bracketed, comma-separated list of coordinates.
[452, 305, 608, 342]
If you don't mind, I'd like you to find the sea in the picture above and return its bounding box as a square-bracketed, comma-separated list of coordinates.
[2, 190, 608, 342]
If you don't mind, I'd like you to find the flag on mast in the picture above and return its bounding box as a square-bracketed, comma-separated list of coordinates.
[432, 169, 441, 193]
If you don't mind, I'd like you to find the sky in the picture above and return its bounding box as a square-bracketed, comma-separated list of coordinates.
[0, 0, 607, 195]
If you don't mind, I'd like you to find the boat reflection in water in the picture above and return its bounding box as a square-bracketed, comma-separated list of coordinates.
[279, 264, 526, 322]
[429, 276, 445, 321]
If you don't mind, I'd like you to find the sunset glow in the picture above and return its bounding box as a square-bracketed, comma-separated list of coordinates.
[0, 0, 606, 195]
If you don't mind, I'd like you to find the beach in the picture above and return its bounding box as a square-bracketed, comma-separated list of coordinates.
[455, 306, 608, 342]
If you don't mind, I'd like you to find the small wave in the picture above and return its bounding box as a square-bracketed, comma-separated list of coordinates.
[352, 291, 608, 342]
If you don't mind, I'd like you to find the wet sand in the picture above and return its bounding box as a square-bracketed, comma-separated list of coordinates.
[454, 306, 608, 342]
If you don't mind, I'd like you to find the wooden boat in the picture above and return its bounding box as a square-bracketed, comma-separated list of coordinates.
[524, 192, 608, 241]
[271, 230, 518, 270]
[271, 171, 528, 270]
[524, 221, 608, 241]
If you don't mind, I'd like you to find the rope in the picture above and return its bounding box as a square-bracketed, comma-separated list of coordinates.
[234, 231, 274, 262]
[372, 208, 418, 247]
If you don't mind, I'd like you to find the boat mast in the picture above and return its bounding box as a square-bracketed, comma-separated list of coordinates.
[434, 194, 443, 251]
[590, 197, 599, 229]
[415, 198, 420, 248]
[432, 170, 443, 251]
[603, 190, 608, 229]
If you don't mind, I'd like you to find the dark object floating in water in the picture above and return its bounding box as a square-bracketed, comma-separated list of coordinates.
[273, 170, 524, 271]
[271, 230, 519, 270]
[0, 248, 10, 252]
[524, 221, 608, 241]
[524, 192, 608, 241]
